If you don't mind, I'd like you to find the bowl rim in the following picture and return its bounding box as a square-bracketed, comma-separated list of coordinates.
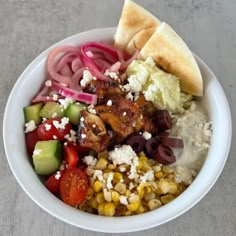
[3, 27, 232, 233]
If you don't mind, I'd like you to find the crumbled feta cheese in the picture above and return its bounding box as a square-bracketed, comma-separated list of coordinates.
[139, 170, 155, 183]
[88, 104, 96, 114]
[64, 129, 77, 143]
[58, 97, 73, 109]
[104, 70, 119, 80]
[107, 100, 112, 106]
[106, 173, 114, 190]
[92, 124, 96, 128]
[83, 155, 97, 166]
[118, 166, 126, 172]
[108, 145, 137, 166]
[119, 195, 128, 205]
[80, 117, 85, 122]
[123, 112, 127, 116]
[52, 112, 57, 118]
[53, 135, 57, 140]
[129, 182, 135, 191]
[142, 131, 152, 140]
[52, 94, 59, 101]
[25, 120, 37, 133]
[33, 149, 41, 156]
[124, 75, 142, 93]
[93, 170, 104, 181]
[45, 124, 51, 131]
[109, 145, 139, 180]
[53, 117, 69, 129]
[55, 171, 61, 180]
[81, 133, 87, 139]
[45, 80, 52, 87]
[80, 70, 95, 87]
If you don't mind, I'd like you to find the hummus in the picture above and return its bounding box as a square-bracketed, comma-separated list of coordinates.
[170, 102, 212, 185]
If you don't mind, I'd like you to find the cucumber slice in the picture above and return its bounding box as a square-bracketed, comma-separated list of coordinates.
[32, 140, 62, 175]
[23, 103, 43, 124]
[39, 102, 65, 119]
[65, 103, 87, 125]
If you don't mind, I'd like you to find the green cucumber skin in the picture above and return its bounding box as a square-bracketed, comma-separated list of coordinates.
[32, 140, 62, 175]
[23, 103, 43, 124]
[39, 102, 65, 119]
[65, 103, 86, 125]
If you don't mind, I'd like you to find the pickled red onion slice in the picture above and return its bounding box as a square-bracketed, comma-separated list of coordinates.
[52, 81, 97, 104]
[47, 46, 81, 86]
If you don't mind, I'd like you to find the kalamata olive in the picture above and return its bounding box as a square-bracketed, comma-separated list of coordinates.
[126, 135, 146, 154]
[145, 137, 161, 157]
[155, 110, 172, 131]
[154, 144, 176, 165]
[160, 136, 184, 148]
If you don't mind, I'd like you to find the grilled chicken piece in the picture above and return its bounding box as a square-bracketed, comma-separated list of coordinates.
[135, 94, 157, 117]
[78, 111, 109, 153]
[95, 95, 144, 138]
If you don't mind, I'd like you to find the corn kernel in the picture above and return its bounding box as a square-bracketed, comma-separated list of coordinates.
[141, 160, 152, 171]
[108, 164, 116, 169]
[113, 172, 123, 182]
[97, 202, 106, 215]
[128, 194, 140, 203]
[167, 173, 175, 181]
[96, 158, 108, 170]
[135, 204, 145, 214]
[124, 210, 132, 216]
[89, 197, 98, 209]
[155, 171, 164, 179]
[96, 192, 105, 204]
[114, 182, 126, 194]
[139, 155, 148, 162]
[152, 165, 161, 172]
[85, 166, 95, 176]
[111, 191, 120, 202]
[86, 187, 94, 200]
[93, 180, 102, 192]
[124, 189, 131, 197]
[148, 158, 155, 166]
[144, 192, 156, 201]
[157, 180, 177, 194]
[162, 165, 173, 174]
[147, 198, 162, 210]
[103, 189, 112, 202]
[160, 194, 175, 204]
[104, 202, 116, 216]
[127, 201, 140, 212]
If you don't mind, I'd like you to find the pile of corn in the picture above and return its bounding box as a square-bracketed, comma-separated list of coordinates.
[79, 152, 186, 216]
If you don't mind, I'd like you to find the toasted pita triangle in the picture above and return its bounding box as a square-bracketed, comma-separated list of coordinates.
[114, 0, 161, 54]
[139, 22, 203, 96]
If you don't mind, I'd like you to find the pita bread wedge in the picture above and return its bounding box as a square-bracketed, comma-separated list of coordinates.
[139, 22, 203, 96]
[114, 0, 161, 55]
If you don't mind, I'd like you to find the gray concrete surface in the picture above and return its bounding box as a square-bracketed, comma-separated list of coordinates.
[0, 0, 235, 235]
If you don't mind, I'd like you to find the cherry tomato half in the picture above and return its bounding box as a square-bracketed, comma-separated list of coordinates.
[25, 129, 40, 155]
[45, 170, 65, 195]
[37, 118, 72, 141]
[60, 168, 88, 206]
[63, 146, 79, 169]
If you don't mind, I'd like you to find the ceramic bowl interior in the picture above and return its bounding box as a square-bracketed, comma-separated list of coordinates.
[3, 28, 232, 233]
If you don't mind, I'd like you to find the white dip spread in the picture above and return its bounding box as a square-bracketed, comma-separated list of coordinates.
[170, 101, 212, 185]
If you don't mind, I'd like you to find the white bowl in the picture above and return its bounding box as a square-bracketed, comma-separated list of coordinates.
[3, 28, 232, 233]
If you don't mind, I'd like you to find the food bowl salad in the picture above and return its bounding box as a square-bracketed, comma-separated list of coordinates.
[21, 0, 213, 217]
